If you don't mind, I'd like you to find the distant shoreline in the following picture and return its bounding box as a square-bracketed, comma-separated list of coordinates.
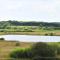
[0, 31, 60, 36]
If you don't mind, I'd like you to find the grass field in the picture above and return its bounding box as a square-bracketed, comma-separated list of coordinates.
[0, 26, 60, 36]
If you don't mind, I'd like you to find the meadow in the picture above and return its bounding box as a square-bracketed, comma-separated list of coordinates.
[0, 26, 60, 36]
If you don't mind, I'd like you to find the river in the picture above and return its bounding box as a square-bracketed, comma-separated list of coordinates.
[0, 35, 60, 42]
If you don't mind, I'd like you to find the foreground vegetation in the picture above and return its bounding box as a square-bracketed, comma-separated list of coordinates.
[0, 41, 60, 60]
[9, 42, 60, 60]
[0, 41, 33, 60]
[0, 21, 60, 35]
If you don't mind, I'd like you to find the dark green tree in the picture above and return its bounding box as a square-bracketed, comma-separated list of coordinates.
[32, 42, 57, 60]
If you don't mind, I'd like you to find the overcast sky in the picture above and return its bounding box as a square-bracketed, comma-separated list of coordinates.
[0, 0, 60, 22]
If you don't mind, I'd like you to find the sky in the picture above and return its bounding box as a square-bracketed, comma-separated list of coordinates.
[0, 0, 60, 22]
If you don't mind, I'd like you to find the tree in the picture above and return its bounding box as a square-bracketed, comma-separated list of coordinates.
[32, 42, 57, 60]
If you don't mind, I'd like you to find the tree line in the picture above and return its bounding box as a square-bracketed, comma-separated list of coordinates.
[0, 21, 60, 28]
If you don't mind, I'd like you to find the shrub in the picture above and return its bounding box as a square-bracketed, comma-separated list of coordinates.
[0, 38, 5, 40]
[15, 42, 20, 46]
[10, 48, 32, 59]
[49, 33, 54, 36]
[10, 43, 58, 60]
[44, 33, 48, 36]
[32, 42, 57, 60]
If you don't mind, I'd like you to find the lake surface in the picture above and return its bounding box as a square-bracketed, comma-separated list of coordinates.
[0, 35, 60, 42]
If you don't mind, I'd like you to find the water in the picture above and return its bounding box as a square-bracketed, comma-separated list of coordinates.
[0, 35, 60, 42]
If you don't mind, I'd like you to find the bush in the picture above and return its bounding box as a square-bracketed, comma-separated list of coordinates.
[32, 42, 57, 60]
[0, 38, 5, 40]
[15, 42, 20, 46]
[49, 33, 54, 36]
[10, 48, 32, 59]
[44, 33, 48, 36]
[10, 43, 58, 60]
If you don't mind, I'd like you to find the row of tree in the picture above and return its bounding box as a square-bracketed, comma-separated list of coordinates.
[0, 21, 60, 28]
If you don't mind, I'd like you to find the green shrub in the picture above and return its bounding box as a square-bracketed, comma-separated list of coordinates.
[15, 42, 20, 46]
[44, 33, 48, 36]
[49, 33, 54, 36]
[32, 42, 57, 60]
[10, 43, 58, 60]
[10, 48, 32, 59]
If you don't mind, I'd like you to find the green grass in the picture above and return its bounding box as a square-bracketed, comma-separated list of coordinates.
[0, 26, 60, 35]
